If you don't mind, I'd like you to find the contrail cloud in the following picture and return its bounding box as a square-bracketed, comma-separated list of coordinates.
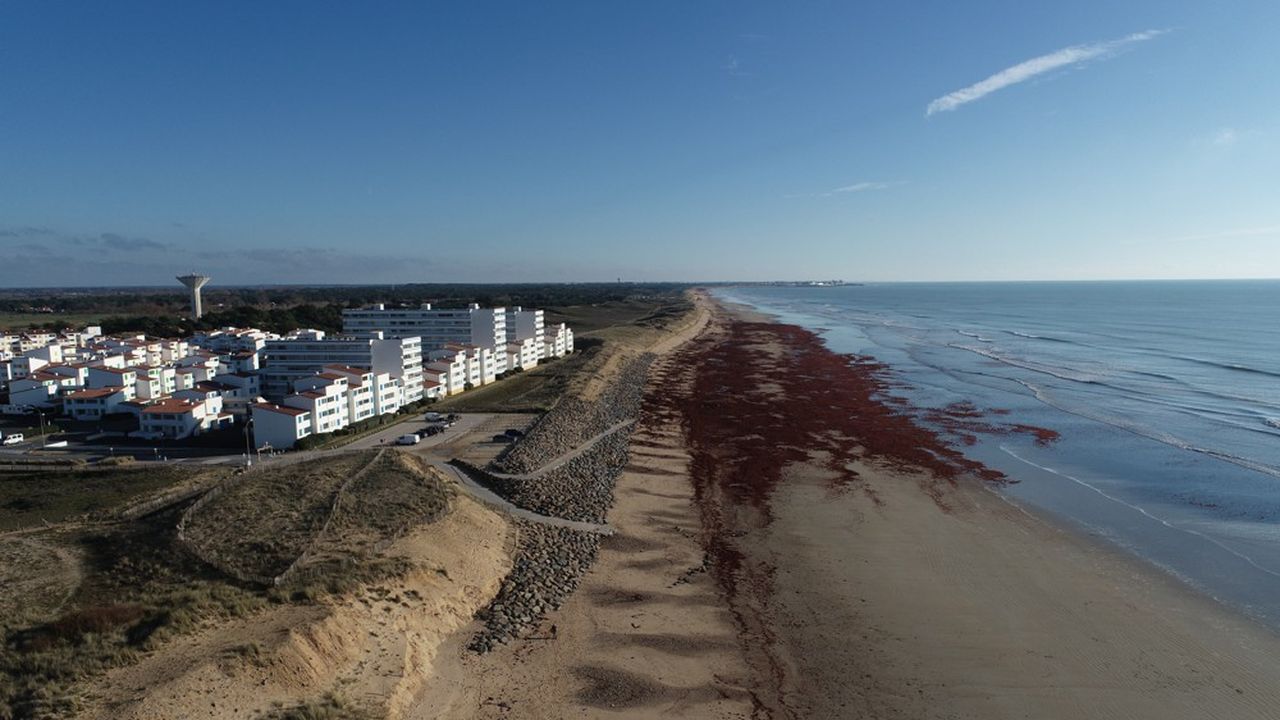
[926, 29, 1167, 116]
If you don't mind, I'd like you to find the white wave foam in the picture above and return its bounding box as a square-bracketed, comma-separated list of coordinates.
[948, 343, 1109, 385]
[1012, 379, 1280, 481]
[998, 446, 1280, 581]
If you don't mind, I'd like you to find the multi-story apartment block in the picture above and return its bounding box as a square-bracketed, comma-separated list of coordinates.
[504, 306, 545, 349]
[505, 338, 541, 371]
[545, 323, 574, 358]
[283, 378, 349, 435]
[322, 365, 400, 417]
[342, 303, 507, 350]
[189, 327, 274, 355]
[260, 332, 423, 404]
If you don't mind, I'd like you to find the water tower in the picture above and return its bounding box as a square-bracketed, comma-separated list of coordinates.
[177, 273, 211, 319]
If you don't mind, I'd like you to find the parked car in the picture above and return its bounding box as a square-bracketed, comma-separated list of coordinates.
[491, 434, 513, 443]
[504, 428, 525, 438]
[396, 434, 421, 445]
[423, 426, 441, 436]
[2, 433, 24, 446]
[424, 412, 444, 422]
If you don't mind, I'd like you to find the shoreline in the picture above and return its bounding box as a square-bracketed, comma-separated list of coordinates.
[719, 288, 1280, 634]
[692, 294, 1280, 718]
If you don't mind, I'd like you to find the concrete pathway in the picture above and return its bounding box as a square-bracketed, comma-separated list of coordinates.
[489, 419, 636, 480]
[427, 459, 613, 535]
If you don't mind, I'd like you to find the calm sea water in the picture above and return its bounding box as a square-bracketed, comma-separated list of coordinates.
[715, 281, 1280, 627]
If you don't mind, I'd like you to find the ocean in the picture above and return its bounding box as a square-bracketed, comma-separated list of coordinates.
[715, 281, 1280, 627]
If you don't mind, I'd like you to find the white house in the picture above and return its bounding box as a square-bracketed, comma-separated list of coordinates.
[209, 372, 261, 417]
[139, 397, 231, 439]
[250, 402, 312, 449]
[86, 366, 138, 393]
[63, 386, 132, 421]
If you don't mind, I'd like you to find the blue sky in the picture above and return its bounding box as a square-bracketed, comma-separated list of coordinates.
[1, 2, 1278, 285]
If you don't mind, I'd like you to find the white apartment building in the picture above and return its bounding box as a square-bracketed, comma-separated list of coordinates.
[423, 352, 466, 395]
[250, 402, 312, 450]
[190, 327, 274, 355]
[284, 379, 349, 435]
[505, 338, 541, 371]
[260, 332, 423, 404]
[342, 303, 507, 349]
[504, 306, 545, 348]
[545, 323, 574, 358]
[322, 364, 400, 417]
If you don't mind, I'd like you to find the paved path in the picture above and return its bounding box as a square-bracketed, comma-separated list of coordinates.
[489, 419, 636, 480]
[426, 459, 613, 535]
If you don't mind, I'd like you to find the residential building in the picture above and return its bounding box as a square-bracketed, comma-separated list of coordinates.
[260, 333, 423, 404]
[63, 387, 132, 421]
[86, 366, 138, 392]
[545, 323, 574, 358]
[342, 303, 507, 349]
[9, 372, 78, 408]
[504, 306, 546, 350]
[250, 402, 311, 450]
[139, 397, 231, 439]
[283, 379, 349, 435]
[505, 338, 541, 371]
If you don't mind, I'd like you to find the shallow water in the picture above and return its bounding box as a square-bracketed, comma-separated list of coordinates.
[716, 281, 1280, 627]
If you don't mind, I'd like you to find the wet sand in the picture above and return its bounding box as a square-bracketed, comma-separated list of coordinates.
[418, 295, 1280, 719]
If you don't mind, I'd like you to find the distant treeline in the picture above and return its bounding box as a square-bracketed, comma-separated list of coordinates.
[4, 283, 692, 336]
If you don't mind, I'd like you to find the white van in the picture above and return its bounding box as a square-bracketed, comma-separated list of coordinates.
[396, 434, 421, 446]
[2, 433, 25, 446]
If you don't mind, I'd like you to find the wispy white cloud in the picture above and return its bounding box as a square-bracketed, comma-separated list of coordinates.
[786, 181, 906, 199]
[830, 181, 899, 194]
[1211, 128, 1239, 146]
[926, 29, 1168, 116]
[722, 55, 749, 77]
[1161, 224, 1280, 245]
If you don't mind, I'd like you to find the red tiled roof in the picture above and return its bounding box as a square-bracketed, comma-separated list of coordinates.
[252, 403, 308, 417]
[66, 387, 126, 400]
[142, 399, 202, 415]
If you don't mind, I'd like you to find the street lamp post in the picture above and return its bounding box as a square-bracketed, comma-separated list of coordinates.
[21, 405, 46, 449]
[244, 418, 254, 468]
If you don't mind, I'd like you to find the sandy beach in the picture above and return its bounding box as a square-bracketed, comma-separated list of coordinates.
[416, 293, 1280, 719]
